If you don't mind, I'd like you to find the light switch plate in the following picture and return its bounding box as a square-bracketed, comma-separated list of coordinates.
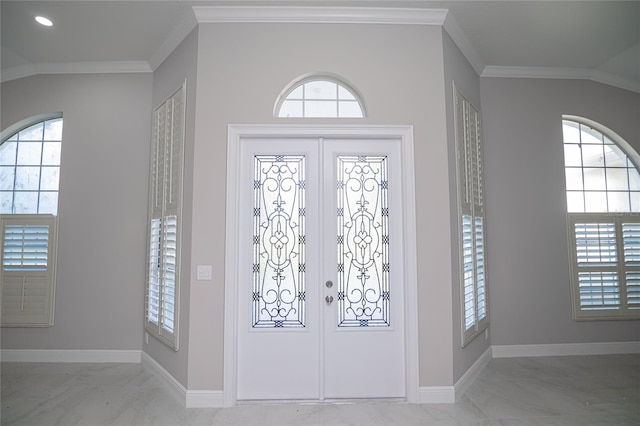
[196, 265, 212, 280]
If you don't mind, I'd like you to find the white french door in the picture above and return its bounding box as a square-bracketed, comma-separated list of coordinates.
[227, 126, 416, 403]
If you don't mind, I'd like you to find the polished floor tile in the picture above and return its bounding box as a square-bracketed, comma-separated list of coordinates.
[1, 354, 638, 425]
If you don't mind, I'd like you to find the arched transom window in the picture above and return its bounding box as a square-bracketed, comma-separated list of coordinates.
[1, 116, 63, 214]
[275, 75, 365, 118]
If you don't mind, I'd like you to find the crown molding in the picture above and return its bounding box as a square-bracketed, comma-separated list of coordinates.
[193, 6, 448, 25]
[1, 61, 152, 83]
[149, 8, 198, 71]
[442, 13, 485, 76]
[482, 66, 640, 94]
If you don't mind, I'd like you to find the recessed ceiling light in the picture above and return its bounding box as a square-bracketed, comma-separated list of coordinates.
[35, 16, 53, 27]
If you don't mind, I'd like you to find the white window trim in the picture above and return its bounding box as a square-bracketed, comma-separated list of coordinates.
[1, 214, 57, 327]
[145, 82, 186, 350]
[454, 85, 489, 347]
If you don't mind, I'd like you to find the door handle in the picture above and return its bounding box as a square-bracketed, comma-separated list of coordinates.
[325, 295, 334, 305]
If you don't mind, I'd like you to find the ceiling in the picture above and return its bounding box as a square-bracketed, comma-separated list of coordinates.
[2, 1, 639, 91]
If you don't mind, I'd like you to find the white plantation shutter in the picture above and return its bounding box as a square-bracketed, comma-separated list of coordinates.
[1, 214, 57, 326]
[145, 83, 185, 349]
[454, 86, 488, 345]
[568, 214, 640, 319]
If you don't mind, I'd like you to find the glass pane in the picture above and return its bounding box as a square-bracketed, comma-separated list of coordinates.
[17, 142, 43, 165]
[631, 192, 640, 211]
[18, 123, 44, 141]
[566, 191, 585, 213]
[607, 191, 631, 213]
[584, 191, 608, 212]
[42, 142, 61, 165]
[38, 192, 58, 214]
[337, 155, 390, 327]
[304, 100, 337, 118]
[13, 192, 38, 213]
[252, 155, 306, 328]
[603, 144, 627, 167]
[278, 100, 302, 118]
[44, 118, 63, 141]
[563, 144, 582, 167]
[562, 121, 580, 144]
[628, 169, 640, 191]
[0, 141, 17, 165]
[581, 126, 604, 144]
[606, 168, 630, 191]
[565, 168, 583, 191]
[0, 191, 13, 214]
[15, 167, 41, 190]
[304, 80, 337, 99]
[286, 86, 303, 100]
[338, 86, 356, 100]
[581, 144, 604, 167]
[338, 101, 364, 118]
[583, 168, 606, 190]
[0, 167, 15, 191]
[39, 167, 60, 191]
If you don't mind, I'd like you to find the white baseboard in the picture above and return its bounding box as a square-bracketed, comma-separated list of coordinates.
[492, 341, 640, 358]
[0, 349, 141, 363]
[417, 386, 455, 404]
[186, 390, 225, 408]
[140, 352, 187, 404]
[454, 346, 492, 401]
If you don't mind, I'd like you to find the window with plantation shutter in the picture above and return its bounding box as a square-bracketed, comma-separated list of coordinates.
[563, 117, 640, 319]
[1, 215, 57, 326]
[454, 86, 488, 346]
[1, 114, 63, 327]
[145, 84, 185, 349]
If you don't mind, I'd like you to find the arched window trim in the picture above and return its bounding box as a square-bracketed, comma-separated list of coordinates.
[274, 72, 367, 118]
[1, 112, 63, 143]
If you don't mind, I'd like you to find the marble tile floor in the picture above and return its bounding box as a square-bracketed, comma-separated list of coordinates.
[1, 354, 638, 425]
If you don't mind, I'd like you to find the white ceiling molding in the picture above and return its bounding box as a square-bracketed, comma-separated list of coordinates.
[482, 66, 640, 94]
[193, 6, 448, 25]
[590, 69, 640, 94]
[442, 13, 485, 76]
[1, 61, 152, 83]
[149, 9, 198, 71]
[1, 63, 38, 83]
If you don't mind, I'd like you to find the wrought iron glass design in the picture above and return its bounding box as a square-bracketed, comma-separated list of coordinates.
[253, 155, 306, 328]
[337, 155, 390, 327]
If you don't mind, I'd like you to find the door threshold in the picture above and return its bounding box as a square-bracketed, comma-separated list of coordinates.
[237, 397, 407, 406]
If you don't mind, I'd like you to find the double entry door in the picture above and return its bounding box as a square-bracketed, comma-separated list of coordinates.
[236, 133, 407, 401]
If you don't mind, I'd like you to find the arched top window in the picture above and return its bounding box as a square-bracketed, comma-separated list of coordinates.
[563, 117, 640, 213]
[275, 74, 365, 118]
[0, 114, 63, 215]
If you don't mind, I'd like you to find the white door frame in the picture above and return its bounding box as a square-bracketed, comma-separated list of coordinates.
[223, 124, 419, 407]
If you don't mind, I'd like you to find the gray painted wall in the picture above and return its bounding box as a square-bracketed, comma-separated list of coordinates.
[1, 73, 152, 351]
[188, 22, 454, 389]
[481, 77, 640, 346]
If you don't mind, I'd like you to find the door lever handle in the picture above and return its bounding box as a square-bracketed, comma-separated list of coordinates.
[325, 295, 334, 305]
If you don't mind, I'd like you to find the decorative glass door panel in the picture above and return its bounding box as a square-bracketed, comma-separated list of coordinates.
[337, 155, 390, 327]
[253, 155, 306, 328]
